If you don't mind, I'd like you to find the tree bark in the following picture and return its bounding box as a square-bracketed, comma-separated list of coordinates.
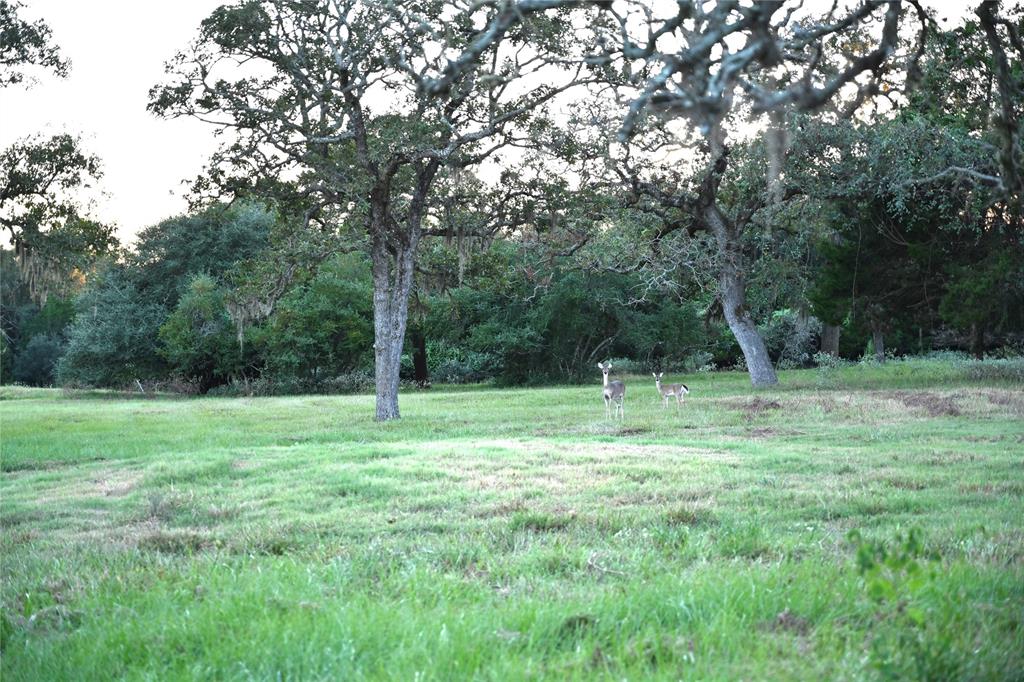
[367, 164, 436, 420]
[705, 204, 778, 387]
[720, 267, 778, 386]
[820, 324, 841, 356]
[969, 322, 985, 359]
[371, 232, 417, 421]
[871, 327, 885, 363]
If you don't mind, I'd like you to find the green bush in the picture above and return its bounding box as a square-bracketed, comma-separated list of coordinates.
[12, 334, 65, 386]
[760, 309, 821, 369]
[58, 264, 168, 387]
[158, 274, 245, 392]
[261, 254, 373, 382]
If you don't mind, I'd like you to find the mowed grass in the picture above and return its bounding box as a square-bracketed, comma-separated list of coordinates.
[1, 360, 1023, 680]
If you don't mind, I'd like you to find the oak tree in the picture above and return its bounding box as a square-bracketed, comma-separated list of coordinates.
[150, 0, 592, 419]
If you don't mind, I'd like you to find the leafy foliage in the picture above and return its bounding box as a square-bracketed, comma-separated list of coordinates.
[0, 134, 114, 303]
[58, 264, 168, 387]
[0, 0, 69, 87]
[261, 253, 373, 382]
[158, 275, 247, 392]
[11, 333, 63, 385]
[132, 201, 274, 308]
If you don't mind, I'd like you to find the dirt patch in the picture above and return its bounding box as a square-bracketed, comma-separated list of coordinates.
[889, 391, 961, 417]
[92, 469, 142, 497]
[26, 467, 142, 506]
[979, 390, 1024, 417]
[764, 609, 811, 636]
[473, 499, 529, 518]
[137, 529, 212, 554]
[732, 397, 782, 420]
[884, 477, 928, 491]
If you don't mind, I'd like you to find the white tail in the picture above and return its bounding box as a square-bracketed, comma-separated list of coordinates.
[653, 372, 689, 410]
[598, 361, 625, 419]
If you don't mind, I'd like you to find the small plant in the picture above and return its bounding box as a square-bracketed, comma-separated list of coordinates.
[683, 350, 714, 373]
[846, 528, 963, 680]
[848, 528, 935, 604]
[812, 351, 845, 370]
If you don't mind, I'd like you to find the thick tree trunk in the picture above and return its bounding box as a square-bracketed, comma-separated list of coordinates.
[366, 162, 438, 421]
[872, 328, 885, 363]
[371, 236, 416, 421]
[720, 267, 778, 386]
[820, 324, 841, 356]
[705, 205, 778, 387]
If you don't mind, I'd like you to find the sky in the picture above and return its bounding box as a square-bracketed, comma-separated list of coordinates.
[0, 0, 225, 245]
[2, 1, 974, 247]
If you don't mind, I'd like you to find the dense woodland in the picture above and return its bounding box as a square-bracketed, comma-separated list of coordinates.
[1, 0, 1022, 416]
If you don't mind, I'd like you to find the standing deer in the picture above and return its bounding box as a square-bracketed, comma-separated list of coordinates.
[653, 372, 689, 410]
[598, 361, 625, 419]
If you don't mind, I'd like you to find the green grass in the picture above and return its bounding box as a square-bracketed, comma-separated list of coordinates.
[2, 359, 1023, 680]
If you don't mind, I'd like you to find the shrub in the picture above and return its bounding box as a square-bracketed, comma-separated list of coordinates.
[321, 369, 375, 393]
[207, 369, 377, 397]
[432, 352, 501, 384]
[12, 334, 65, 386]
[683, 350, 715, 373]
[761, 309, 821, 369]
[58, 264, 168, 387]
[958, 357, 1024, 383]
[158, 274, 244, 392]
[813, 351, 848, 369]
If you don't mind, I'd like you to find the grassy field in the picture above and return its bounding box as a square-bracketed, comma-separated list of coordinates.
[2, 360, 1023, 680]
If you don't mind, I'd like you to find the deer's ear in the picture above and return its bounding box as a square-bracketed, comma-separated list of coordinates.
[597, 363, 603, 369]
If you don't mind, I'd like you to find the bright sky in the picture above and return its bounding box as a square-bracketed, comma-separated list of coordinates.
[1, 1, 974, 247]
[0, 0, 224, 245]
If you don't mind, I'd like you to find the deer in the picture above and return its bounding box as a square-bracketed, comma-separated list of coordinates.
[653, 372, 689, 410]
[597, 361, 625, 419]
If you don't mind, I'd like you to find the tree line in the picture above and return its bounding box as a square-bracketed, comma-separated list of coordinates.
[1, 1, 1021, 419]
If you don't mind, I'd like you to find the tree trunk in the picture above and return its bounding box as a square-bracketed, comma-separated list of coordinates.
[872, 327, 885, 363]
[720, 268, 778, 386]
[705, 205, 778, 387]
[820, 324, 841, 356]
[969, 322, 985, 359]
[371, 235, 416, 421]
[411, 328, 429, 387]
[367, 163, 437, 420]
